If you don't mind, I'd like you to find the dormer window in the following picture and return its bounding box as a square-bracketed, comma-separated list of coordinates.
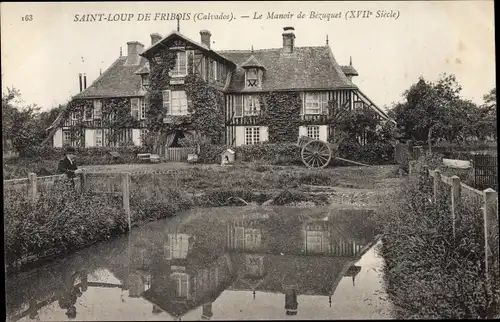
[141, 74, 150, 90]
[241, 55, 266, 89]
[246, 68, 259, 87]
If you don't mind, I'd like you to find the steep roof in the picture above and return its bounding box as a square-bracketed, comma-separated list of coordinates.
[73, 56, 147, 99]
[220, 46, 357, 92]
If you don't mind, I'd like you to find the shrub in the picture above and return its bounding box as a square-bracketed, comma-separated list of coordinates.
[272, 189, 310, 206]
[4, 183, 127, 270]
[338, 139, 395, 165]
[374, 175, 500, 319]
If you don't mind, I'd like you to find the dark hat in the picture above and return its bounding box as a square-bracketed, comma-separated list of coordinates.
[66, 147, 76, 154]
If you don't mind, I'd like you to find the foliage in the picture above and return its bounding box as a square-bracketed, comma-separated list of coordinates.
[338, 139, 395, 165]
[2, 88, 61, 156]
[184, 63, 225, 144]
[391, 75, 496, 143]
[61, 97, 138, 147]
[259, 92, 303, 142]
[271, 189, 310, 206]
[4, 183, 128, 270]
[374, 176, 500, 318]
[144, 50, 226, 150]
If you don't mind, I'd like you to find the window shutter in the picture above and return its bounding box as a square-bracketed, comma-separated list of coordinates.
[321, 92, 329, 115]
[162, 90, 171, 114]
[300, 92, 305, 115]
[234, 95, 243, 117]
[131, 98, 139, 118]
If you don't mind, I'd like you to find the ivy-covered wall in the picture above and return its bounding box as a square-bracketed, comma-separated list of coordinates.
[144, 48, 226, 149]
[260, 92, 303, 143]
[60, 97, 140, 146]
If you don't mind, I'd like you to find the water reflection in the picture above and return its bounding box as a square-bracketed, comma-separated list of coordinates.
[6, 207, 377, 321]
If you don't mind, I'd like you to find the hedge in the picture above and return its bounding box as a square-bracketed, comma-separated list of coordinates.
[199, 141, 395, 166]
[22, 145, 151, 161]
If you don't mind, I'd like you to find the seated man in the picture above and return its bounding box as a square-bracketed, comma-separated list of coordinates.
[58, 147, 82, 177]
[58, 147, 83, 189]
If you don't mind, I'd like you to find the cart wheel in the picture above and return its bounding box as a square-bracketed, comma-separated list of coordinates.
[301, 140, 332, 168]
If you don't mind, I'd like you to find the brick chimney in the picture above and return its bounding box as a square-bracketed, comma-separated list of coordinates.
[282, 27, 295, 53]
[200, 30, 211, 49]
[125, 41, 144, 65]
[150, 33, 162, 46]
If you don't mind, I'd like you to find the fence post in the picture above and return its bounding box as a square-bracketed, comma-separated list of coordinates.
[122, 173, 131, 231]
[80, 171, 86, 194]
[28, 173, 37, 205]
[451, 175, 461, 238]
[483, 188, 498, 284]
[433, 170, 441, 204]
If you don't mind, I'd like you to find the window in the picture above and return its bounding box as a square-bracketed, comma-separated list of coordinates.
[93, 100, 102, 119]
[235, 227, 245, 249]
[140, 99, 147, 119]
[63, 131, 72, 145]
[95, 129, 103, 147]
[246, 68, 258, 87]
[84, 105, 93, 120]
[141, 74, 150, 90]
[307, 126, 320, 140]
[246, 255, 264, 276]
[354, 101, 364, 110]
[170, 273, 190, 298]
[306, 230, 328, 253]
[165, 234, 190, 259]
[245, 127, 260, 145]
[208, 58, 214, 80]
[171, 51, 187, 76]
[140, 129, 148, 145]
[244, 95, 260, 116]
[234, 95, 243, 117]
[304, 92, 329, 115]
[162, 90, 170, 114]
[245, 229, 262, 251]
[170, 91, 188, 115]
[131, 98, 140, 119]
[71, 112, 78, 120]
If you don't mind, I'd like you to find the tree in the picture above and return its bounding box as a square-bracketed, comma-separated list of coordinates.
[476, 88, 497, 140]
[390, 74, 465, 149]
[2, 88, 61, 156]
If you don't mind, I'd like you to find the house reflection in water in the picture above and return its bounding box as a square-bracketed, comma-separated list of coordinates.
[226, 215, 365, 316]
[8, 210, 370, 321]
[136, 227, 235, 320]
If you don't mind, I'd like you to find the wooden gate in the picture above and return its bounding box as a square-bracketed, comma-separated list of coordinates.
[165, 147, 196, 162]
[474, 155, 498, 190]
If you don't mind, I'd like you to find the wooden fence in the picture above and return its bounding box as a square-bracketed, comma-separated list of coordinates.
[423, 166, 498, 284]
[473, 154, 498, 191]
[165, 147, 196, 162]
[4, 172, 133, 231]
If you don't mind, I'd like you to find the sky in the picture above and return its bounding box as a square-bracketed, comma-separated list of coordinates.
[1, 1, 496, 111]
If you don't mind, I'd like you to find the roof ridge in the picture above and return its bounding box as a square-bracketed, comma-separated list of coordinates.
[218, 46, 326, 53]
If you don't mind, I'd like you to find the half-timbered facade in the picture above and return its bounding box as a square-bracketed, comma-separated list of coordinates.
[47, 26, 392, 148]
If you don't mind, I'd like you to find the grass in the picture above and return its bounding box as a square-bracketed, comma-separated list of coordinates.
[373, 174, 499, 319]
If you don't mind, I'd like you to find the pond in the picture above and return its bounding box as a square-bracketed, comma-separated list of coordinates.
[5, 206, 392, 321]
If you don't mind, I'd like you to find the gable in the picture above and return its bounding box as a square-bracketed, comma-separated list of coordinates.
[140, 31, 236, 69]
